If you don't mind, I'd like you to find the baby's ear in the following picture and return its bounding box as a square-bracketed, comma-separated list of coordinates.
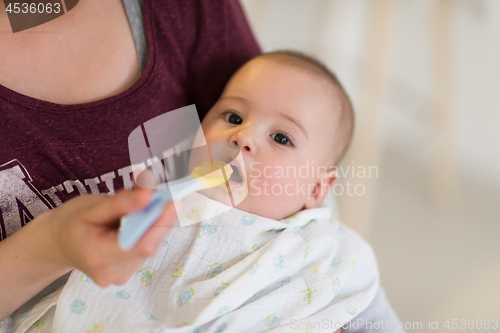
[304, 168, 338, 209]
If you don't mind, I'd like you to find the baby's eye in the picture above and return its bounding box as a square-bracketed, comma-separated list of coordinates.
[271, 133, 291, 145]
[224, 112, 243, 125]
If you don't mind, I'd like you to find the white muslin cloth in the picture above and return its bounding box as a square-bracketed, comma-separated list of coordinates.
[10, 192, 379, 333]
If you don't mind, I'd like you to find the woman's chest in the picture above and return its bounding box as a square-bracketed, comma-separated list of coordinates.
[0, 0, 139, 104]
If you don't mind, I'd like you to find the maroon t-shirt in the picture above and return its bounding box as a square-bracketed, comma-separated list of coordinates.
[0, 0, 260, 241]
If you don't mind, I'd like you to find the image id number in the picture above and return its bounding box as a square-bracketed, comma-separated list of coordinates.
[444, 319, 498, 330]
[6, 2, 61, 14]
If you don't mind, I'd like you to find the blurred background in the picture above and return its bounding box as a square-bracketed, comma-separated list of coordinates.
[241, 0, 500, 331]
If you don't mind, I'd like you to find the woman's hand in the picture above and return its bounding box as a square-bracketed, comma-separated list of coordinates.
[36, 188, 177, 287]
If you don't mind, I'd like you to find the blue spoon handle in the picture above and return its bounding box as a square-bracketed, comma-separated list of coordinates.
[118, 189, 172, 251]
[118, 176, 202, 251]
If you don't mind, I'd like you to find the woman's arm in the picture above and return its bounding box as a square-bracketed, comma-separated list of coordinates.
[0, 188, 177, 320]
[0, 217, 72, 320]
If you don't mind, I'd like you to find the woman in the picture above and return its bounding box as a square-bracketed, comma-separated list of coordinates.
[0, 0, 259, 320]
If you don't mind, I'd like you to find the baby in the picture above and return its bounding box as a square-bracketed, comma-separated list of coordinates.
[199, 51, 354, 221]
[13, 52, 379, 333]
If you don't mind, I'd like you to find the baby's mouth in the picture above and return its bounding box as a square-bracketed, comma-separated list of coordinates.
[229, 164, 243, 183]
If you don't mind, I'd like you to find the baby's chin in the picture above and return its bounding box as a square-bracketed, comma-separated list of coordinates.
[231, 193, 303, 220]
[197, 186, 233, 207]
[196, 187, 294, 220]
[196, 184, 249, 207]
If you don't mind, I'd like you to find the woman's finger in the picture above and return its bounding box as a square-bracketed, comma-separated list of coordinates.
[133, 168, 156, 190]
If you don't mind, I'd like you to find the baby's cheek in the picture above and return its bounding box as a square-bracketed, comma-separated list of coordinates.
[244, 176, 309, 219]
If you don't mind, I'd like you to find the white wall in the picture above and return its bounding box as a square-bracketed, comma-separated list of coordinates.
[242, 0, 500, 184]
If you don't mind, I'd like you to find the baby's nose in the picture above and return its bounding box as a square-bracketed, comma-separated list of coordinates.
[232, 140, 251, 152]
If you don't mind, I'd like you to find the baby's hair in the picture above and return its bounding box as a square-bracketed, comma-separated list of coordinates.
[257, 50, 355, 166]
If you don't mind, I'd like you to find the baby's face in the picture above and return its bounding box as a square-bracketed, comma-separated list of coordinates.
[200, 58, 340, 220]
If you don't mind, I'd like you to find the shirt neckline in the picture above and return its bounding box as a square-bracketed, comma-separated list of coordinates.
[0, 0, 155, 114]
